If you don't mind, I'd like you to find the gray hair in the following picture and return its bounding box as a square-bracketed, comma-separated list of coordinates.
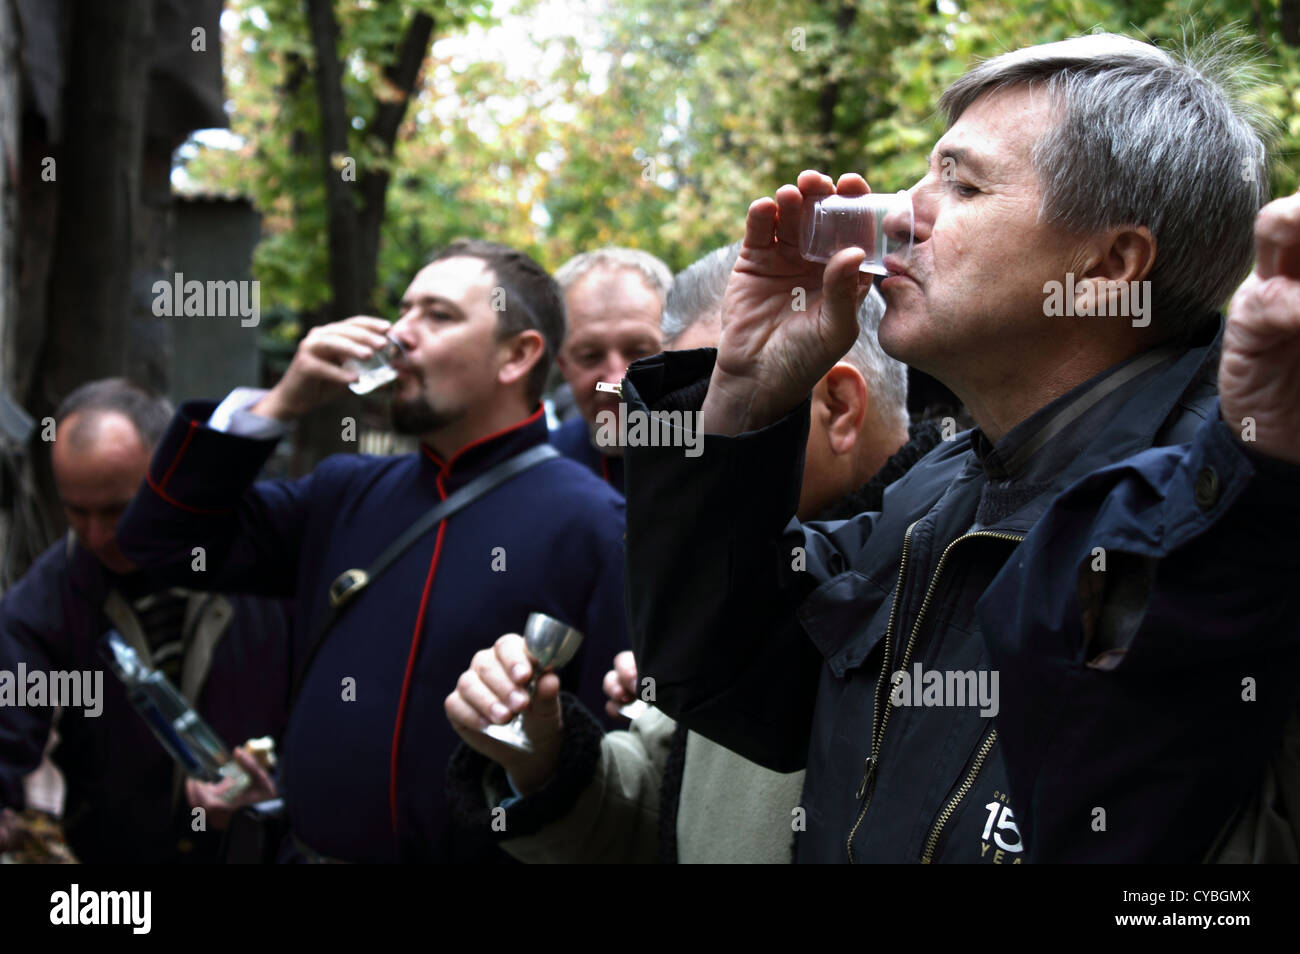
[939, 29, 1274, 336]
[55, 378, 173, 451]
[554, 247, 673, 301]
[662, 242, 741, 344]
[843, 286, 909, 433]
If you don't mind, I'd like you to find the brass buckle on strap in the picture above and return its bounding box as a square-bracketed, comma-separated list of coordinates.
[328, 568, 370, 609]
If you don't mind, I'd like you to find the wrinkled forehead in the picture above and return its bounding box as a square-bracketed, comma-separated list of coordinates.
[53, 418, 150, 502]
[931, 84, 1058, 181]
[564, 267, 664, 332]
[55, 410, 147, 457]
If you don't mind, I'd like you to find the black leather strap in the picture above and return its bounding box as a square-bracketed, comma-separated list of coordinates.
[290, 443, 560, 702]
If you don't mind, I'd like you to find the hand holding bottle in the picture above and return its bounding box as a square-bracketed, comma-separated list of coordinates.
[184, 744, 277, 830]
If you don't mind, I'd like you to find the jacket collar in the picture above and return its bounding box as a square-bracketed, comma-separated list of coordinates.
[970, 315, 1223, 534]
[419, 405, 549, 490]
[971, 342, 1182, 482]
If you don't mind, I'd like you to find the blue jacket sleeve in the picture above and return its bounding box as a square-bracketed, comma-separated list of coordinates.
[117, 401, 315, 597]
[622, 350, 877, 771]
[0, 548, 71, 809]
[980, 406, 1300, 862]
[569, 497, 631, 727]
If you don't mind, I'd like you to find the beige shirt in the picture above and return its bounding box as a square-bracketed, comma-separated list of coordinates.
[491, 706, 804, 864]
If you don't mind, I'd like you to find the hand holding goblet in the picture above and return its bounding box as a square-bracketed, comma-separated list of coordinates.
[479, 613, 583, 753]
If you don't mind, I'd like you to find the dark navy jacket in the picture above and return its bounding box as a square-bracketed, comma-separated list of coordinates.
[620, 323, 1300, 863]
[0, 540, 293, 863]
[551, 416, 624, 492]
[118, 404, 628, 862]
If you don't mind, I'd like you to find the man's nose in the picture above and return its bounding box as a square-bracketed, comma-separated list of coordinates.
[389, 313, 418, 352]
[599, 352, 630, 385]
[906, 175, 936, 244]
[83, 517, 117, 553]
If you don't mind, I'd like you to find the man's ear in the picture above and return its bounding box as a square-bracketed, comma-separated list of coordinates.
[1073, 225, 1157, 307]
[497, 330, 547, 392]
[821, 363, 869, 456]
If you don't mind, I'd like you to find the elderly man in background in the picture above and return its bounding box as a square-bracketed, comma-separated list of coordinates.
[0, 379, 290, 863]
[549, 248, 673, 491]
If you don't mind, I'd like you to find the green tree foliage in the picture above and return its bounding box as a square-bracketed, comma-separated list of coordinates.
[179, 0, 1300, 314]
[180, 0, 488, 326]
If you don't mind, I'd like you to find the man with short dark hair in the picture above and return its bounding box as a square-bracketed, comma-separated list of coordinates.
[618, 32, 1300, 862]
[0, 378, 292, 863]
[118, 242, 627, 863]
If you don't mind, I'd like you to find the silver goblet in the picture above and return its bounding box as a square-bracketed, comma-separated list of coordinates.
[481, 612, 584, 753]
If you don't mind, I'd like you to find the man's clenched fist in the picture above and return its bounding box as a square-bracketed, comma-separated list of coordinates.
[1220, 190, 1300, 467]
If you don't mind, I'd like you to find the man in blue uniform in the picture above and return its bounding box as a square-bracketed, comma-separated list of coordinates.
[549, 248, 672, 491]
[118, 240, 627, 862]
[0, 378, 291, 863]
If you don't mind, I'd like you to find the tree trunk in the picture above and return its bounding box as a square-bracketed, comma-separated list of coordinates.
[305, 0, 364, 321]
[355, 12, 434, 304]
[295, 2, 433, 471]
[304, 1, 434, 325]
[24, 0, 154, 552]
[38, 0, 154, 410]
[1282, 0, 1300, 46]
[815, 1, 858, 160]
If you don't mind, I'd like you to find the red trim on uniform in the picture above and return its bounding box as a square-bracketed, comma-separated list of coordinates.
[144, 472, 233, 515]
[419, 442, 443, 468]
[420, 405, 546, 474]
[388, 474, 449, 833]
[389, 404, 546, 832]
[157, 420, 200, 492]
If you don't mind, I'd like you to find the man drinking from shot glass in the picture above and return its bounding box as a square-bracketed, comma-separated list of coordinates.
[617, 32, 1300, 862]
[116, 239, 627, 863]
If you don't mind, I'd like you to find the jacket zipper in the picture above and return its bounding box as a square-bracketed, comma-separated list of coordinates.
[921, 728, 998, 863]
[845, 528, 1024, 863]
[846, 521, 915, 862]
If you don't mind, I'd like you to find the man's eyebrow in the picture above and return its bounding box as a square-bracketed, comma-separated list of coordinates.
[400, 293, 460, 312]
[932, 146, 992, 178]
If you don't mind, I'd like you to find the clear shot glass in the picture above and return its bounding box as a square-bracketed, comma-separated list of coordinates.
[345, 332, 408, 395]
[800, 191, 914, 276]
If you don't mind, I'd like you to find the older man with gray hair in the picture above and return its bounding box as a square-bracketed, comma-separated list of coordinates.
[550, 247, 673, 491]
[608, 31, 1300, 863]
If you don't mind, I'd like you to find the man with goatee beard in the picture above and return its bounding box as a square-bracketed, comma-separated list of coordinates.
[117, 239, 628, 863]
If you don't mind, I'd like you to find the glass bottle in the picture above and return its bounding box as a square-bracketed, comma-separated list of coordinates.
[99, 630, 250, 797]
